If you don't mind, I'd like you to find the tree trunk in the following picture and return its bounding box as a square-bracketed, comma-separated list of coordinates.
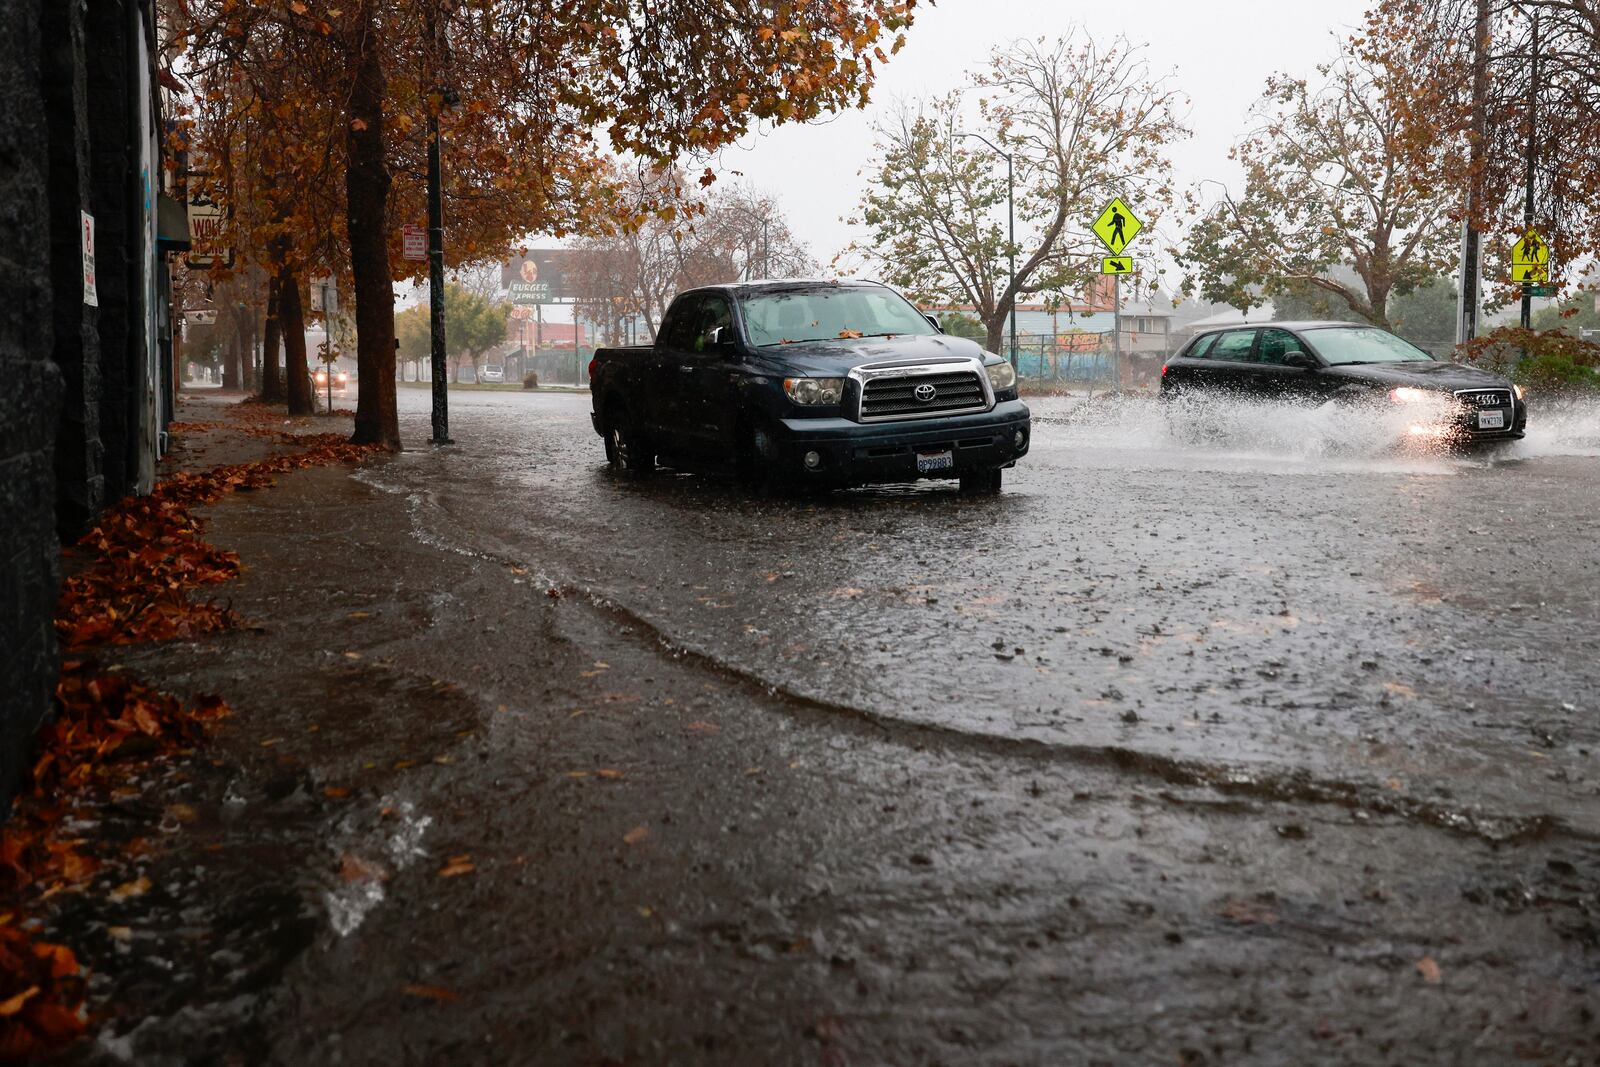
[281, 268, 314, 415]
[261, 277, 283, 401]
[223, 322, 240, 390]
[984, 318, 1005, 357]
[344, 2, 400, 448]
[245, 305, 260, 393]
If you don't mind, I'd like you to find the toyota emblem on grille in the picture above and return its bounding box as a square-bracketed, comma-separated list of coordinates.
[914, 383, 938, 402]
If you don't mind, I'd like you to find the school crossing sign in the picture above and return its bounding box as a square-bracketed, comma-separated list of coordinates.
[1510, 228, 1550, 284]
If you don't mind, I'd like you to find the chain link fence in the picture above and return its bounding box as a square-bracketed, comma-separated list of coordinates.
[1006, 332, 1166, 396]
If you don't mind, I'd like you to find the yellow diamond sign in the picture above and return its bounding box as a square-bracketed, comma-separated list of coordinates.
[1510, 228, 1550, 283]
[1092, 197, 1143, 254]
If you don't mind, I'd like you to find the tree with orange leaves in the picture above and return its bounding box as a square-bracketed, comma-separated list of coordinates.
[168, 0, 923, 449]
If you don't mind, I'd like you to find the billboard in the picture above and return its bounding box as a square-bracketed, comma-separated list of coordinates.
[501, 250, 575, 304]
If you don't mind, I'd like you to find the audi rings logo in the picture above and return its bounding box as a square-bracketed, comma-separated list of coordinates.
[914, 383, 938, 403]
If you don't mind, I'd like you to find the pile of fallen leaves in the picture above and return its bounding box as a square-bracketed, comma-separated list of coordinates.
[0, 664, 229, 1058]
[58, 434, 376, 649]
[1, 423, 376, 1058]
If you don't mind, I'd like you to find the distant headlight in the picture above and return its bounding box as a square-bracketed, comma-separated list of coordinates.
[1514, 384, 1525, 400]
[986, 361, 1017, 391]
[1389, 386, 1431, 403]
[783, 377, 845, 405]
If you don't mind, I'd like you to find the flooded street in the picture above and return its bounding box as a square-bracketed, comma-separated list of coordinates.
[378, 389, 1600, 837]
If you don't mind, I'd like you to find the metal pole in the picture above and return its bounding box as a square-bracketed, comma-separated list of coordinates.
[1520, 11, 1538, 332]
[1456, 0, 1491, 345]
[1112, 273, 1122, 389]
[426, 5, 451, 444]
[1006, 153, 1017, 370]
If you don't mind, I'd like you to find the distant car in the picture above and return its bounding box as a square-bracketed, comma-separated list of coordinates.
[313, 367, 349, 393]
[1159, 321, 1527, 444]
[479, 364, 505, 383]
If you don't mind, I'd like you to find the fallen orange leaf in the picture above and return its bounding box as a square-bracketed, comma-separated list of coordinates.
[402, 984, 459, 1003]
[438, 855, 475, 877]
[623, 825, 650, 845]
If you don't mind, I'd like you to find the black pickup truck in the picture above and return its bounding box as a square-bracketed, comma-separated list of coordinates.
[587, 280, 1031, 492]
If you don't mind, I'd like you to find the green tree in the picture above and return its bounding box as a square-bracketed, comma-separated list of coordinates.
[398, 284, 509, 379]
[935, 311, 987, 340]
[396, 304, 430, 377]
[1179, 43, 1456, 329]
[1388, 276, 1458, 350]
[1270, 280, 1363, 323]
[846, 31, 1187, 355]
[1532, 292, 1600, 338]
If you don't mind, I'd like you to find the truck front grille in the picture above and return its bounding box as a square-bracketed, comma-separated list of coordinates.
[859, 370, 987, 421]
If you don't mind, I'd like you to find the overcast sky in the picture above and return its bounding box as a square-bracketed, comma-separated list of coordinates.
[714, 0, 1374, 288]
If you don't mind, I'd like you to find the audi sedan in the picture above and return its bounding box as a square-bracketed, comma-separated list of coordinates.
[1160, 321, 1527, 443]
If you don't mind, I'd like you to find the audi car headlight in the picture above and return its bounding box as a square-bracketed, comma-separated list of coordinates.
[1389, 386, 1431, 403]
[986, 361, 1017, 391]
[1514, 384, 1526, 401]
[783, 377, 845, 405]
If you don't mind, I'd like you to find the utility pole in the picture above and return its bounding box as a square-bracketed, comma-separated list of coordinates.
[1520, 10, 1539, 331]
[426, 2, 453, 444]
[1455, 0, 1491, 344]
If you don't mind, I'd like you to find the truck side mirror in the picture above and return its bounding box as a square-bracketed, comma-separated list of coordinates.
[924, 314, 943, 333]
[706, 325, 739, 354]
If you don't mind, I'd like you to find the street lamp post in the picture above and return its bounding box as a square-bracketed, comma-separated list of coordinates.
[959, 131, 1017, 370]
[425, 3, 457, 445]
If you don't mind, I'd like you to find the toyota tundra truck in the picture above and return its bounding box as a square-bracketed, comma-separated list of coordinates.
[587, 280, 1031, 493]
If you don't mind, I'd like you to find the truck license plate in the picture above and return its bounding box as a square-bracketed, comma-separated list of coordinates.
[1478, 410, 1505, 430]
[916, 449, 954, 473]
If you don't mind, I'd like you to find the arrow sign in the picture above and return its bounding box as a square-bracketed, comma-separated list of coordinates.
[1091, 197, 1143, 254]
[1101, 256, 1134, 275]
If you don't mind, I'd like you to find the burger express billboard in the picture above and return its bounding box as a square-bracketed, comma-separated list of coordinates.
[501, 251, 574, 305]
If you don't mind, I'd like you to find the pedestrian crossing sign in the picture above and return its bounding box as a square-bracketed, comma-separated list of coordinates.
[1510, 228, 1550, 283]
[1091, 197, 1143, 254]
[1101, 256, 1134, 275]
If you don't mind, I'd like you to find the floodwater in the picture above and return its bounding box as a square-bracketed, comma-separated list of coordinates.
[375, 388, 1600, 838]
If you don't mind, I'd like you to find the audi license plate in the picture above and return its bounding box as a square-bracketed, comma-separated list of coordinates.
[1478, 410, 1505, 430]
[916, 449, 954, 473]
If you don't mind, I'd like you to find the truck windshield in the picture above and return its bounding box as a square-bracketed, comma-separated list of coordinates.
[740, 287, 935, 347]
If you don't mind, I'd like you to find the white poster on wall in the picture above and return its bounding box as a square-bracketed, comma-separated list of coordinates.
[81, 210, 98, 307]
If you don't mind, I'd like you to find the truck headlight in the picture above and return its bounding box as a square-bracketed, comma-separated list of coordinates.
[986, 361, 1017, 391]
[783, 377, 844, 405]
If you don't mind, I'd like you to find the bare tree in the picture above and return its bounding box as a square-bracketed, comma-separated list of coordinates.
[845, 31, 1188, 354]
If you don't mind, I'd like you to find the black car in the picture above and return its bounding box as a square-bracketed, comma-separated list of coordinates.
[588, 280, 1031, 492]
[1159, 321, 1527, 442]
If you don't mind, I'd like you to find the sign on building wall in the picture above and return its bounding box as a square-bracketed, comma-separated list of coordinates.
[186, 191, 230, 269]
[81, 211, 98, 307]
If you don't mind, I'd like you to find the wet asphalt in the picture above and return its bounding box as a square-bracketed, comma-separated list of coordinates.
[56, 387, 1600, 1065]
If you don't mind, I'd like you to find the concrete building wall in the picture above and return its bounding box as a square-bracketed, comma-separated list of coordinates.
[0, 0, 65, 801]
